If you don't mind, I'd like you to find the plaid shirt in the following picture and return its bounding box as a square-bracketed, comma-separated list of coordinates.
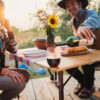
[0, 24, 17, 72]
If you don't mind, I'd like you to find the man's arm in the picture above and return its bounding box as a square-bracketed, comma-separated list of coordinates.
[81, 10, 100, 30]
[77, 10, 100, 40]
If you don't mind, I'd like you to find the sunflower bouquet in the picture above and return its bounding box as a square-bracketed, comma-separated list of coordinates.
[35, 10, 49, 28]
[35, 9, 60, 46]
[46, 15, 59, 46]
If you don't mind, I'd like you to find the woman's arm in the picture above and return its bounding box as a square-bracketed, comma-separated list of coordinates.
[6, 31, 17, 54]
[2, 19, 17, 53]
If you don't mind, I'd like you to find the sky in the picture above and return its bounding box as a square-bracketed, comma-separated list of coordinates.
[3, 0, 49, 31]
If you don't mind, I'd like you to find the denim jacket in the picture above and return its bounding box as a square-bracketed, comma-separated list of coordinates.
[74, 8, 100, 31]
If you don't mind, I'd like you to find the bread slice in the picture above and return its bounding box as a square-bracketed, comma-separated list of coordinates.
[65, 46, 88, 53]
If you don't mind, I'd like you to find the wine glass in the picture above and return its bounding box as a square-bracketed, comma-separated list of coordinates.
[47, 46, 61, 86]
[47, 46, 61, 68]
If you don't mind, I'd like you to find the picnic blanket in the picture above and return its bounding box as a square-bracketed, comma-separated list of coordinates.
[9, 46, 67, 67]
[9, 48, 47, 67]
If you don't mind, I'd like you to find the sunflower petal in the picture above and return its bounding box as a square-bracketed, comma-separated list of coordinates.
[48, 15, 59, 28]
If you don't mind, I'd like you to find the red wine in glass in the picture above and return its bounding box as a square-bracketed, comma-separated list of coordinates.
[47, 58, 60, 68]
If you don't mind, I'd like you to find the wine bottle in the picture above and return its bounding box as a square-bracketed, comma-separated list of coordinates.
[55, 36, 80, 46]
[78, 36, 96, 46]
[55, 36, 96, 47]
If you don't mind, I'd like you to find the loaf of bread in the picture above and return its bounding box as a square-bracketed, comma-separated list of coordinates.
[65, 46, 88, 53]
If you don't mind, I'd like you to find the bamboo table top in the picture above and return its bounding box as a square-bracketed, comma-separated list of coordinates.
[35, 50, 100, 72]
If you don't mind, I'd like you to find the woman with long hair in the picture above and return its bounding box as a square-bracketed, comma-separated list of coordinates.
[0, 0, 30, 100]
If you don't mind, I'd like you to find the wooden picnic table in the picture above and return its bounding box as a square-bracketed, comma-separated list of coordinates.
[8, 48, 100, 100]
[35, 49, 100, 100]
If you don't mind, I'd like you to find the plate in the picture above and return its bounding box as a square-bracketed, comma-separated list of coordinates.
[20, 49, 46, 57]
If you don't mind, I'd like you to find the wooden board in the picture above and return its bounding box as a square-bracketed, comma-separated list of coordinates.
[32, 78, 54, 100]
[35, 50, 100, 72]
[61, 51, 89, 56]
[12, 72, 100, 100]
[44, 78, 59, 100]
[19, 80, 36, 100]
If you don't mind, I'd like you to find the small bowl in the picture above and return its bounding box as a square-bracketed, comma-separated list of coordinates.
[33, 39, 47, 50]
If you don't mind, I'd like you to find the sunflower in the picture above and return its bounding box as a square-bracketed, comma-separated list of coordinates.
[48, 15, 59, 28]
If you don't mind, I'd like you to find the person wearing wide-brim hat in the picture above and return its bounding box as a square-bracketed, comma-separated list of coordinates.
[58, 0, 100, 98]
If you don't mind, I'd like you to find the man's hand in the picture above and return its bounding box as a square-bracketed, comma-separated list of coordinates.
[77, 26, 95, 40]
[1, 68, 26, 84]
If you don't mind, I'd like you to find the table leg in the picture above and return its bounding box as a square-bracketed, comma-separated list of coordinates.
[58, 71, 64, 100]
[15, 60, 18, 68]
[48, 69, 54, 80]
[55, 72, 57, 81]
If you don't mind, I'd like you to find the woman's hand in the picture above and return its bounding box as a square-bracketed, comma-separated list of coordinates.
[77, 26, 94, 40]
[1, 68, 26, 84]
[1, 18, 12, 32]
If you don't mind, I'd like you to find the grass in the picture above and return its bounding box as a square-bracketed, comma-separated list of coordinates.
[11, 27, 46, 49]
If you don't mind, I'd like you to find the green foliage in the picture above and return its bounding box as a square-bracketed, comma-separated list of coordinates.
[62, 10, 71, 21]
[88, 0, 100, 14]
[11, 26, 19, 34]
[57, 24, 73, 40]
[98, 7, 100, 15]
[56, 10, 73, 40]
[18, 40, 34, 49]
[11, 26, 46, 49]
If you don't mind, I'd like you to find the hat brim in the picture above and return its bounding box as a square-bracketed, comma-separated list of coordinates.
[58, 0, 66, 9]
[58, 0, 88, 9]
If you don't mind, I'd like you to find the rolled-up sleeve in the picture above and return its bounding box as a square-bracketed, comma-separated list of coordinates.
[6, 31, 17, 53]
[81, 10, 100, 31]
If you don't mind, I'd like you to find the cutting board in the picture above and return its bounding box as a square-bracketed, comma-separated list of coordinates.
[61, 50, 90, 56]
